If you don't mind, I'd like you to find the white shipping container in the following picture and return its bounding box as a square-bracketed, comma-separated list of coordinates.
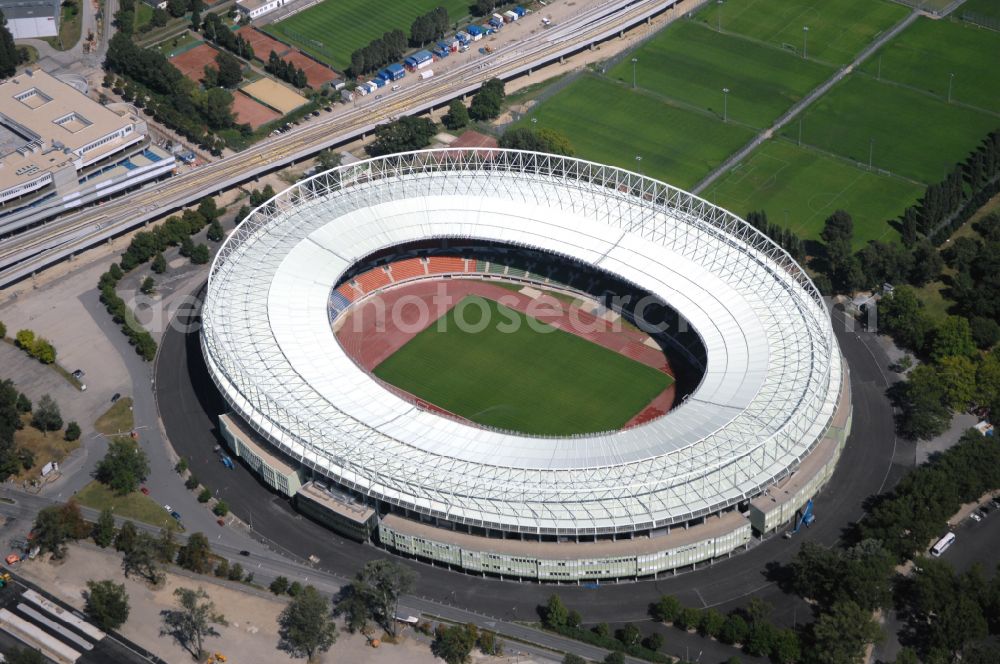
[416, 58, 433, 69]
[420, 69, 434, 80]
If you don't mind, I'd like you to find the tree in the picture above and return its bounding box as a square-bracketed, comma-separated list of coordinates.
[93, 508, 116, 548]
[197, 196, 220, 221]
[365, 116, 437, 158]
[122, 531, 163, 584]
[770, 628, 800, 664]
[228, 562, 244, 581]
[931, 316, 976, 361]
[190, 243, 211, 265]
[432, 623, 477, 664]
[469, 78, 505, 121]
[160, 587, 228, 660]
[31, 394, 62, 434]
[156, 527, 178, 563]
[212, 500, 228, 516]
[196, 88, 233, 130]
[64, 421, 81, 441]
[14, 329, 33, 351]
[543, 594, 569, 628]
[499, 126, 574, 156]
[198, 488, 211, 503]
[809, 601, 882, 664]
[645, 632, 664, 651]
[936, 355, 977, 410]
[115, 520, 138, 553]
[176, 532, 213, 573]
[333, 579, 370, 633]
[563, 655, 587, 664]
[698, 608, 726, 638]
[2, 648, 44, 664]
[269, 576, 290, 595]
[897, 364, 953, 440]
[85, 580, 130, 630]
[214, 50, 243, 88]
[676, 606, 702, 631]
[0, 9, 18, 79]
[443, 99, 469, 130]
[820, 210, 861, 293]
[718, 613, 749, 645]
[617, 623, 641, 648]
[288, 581, 303, 597]
[206, 219, 224, 242]
[33, 501, 86, 559]
[650, 595, 681, 623]
[277, 585, 338, 660]
[16, 392, 31, 413]
[603, 652, 625, 664]
[356, 559, 416, 635]
[140, 276, 156, 295]
[878, 286, 934, 354]
[315, 149, 342, 172]
[166, 0, 188, 18]
[95, 438, 150, 495]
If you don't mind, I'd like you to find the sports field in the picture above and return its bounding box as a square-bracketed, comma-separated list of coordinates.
[703, 140, 923, 247]
[607, 21, 834, 129]
[779, 74, 999, 183]
[520, 75, 755, 189]
[858, 17, 1000, 114]
[373, 296, 673, 436]
[696, 0, 909, 65]
[962, 0, 1000, 20]
[264, 0, 470, 70]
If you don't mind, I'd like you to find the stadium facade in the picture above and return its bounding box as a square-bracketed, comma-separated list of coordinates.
[201, 150, 851, 581]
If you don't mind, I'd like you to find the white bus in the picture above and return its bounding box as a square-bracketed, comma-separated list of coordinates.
[931, 532, 956, 556]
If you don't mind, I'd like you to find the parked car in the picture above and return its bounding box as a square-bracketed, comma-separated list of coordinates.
[140, 486, 149, 495]
[170, 511, 182, 521]
[970, 512, 982, 522]
[163, 504, 172, 512]
[71, 369, 84, 379]
[238, 550, 250, 557]
[111, 393, 121, 403]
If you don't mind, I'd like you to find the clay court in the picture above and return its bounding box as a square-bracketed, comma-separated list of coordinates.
[335, 278, 676, 433]
[236, 26, 291, 60]
[232, 91, 281, 129]
[282, 50, 341, 87]
[169, 42, 220, 84]
[240, 78, 308, 114]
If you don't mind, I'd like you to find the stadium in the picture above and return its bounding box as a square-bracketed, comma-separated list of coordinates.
[200, 149, 852, 581]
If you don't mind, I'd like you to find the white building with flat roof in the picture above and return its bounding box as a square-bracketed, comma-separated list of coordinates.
[0, 0, 59, 39]
[235, 0, 283, 20]
[0, 69, 176, 234]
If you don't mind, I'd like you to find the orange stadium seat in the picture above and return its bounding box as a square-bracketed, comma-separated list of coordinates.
[390, 258, 426, 281]
[427, 257, 466, 274]
[356, 267, 391, 293]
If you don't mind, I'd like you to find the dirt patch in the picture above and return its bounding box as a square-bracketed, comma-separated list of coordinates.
[169, 42, 220, 84]
[232, 91, 282, 129]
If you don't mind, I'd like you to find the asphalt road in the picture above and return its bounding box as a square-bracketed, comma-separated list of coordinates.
[154, 293, 907, 631]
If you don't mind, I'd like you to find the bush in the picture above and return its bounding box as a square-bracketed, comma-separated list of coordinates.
[0, 320, 5, 338]
[675, 607, 702, 631]
[650, 595, 681, 623]
[228, 562, 244, 581]
[212, 500, 229, 517]
[174, 458, 188, 473]
[214, 559, 230, 578]
[64, 421, 81, 441]
[269, 576, 289, 595]
[184, 475, 199, 490]
[190, 243, 211, 265]
[198, 488, 211, 503]
[719, 614, 749, 645]
[288, 581, 303, 597]
[699, 608, 725, 638]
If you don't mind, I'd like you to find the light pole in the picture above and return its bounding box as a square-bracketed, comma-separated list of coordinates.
[635, 154, 642, 175]
[631, 57, 638, 89]
[948, 72, 955, 103]
[722, 87, 729, 123]
[868, 137, 874, 171]
[802, 26, 809, 59]
[716, 0, 723, 31]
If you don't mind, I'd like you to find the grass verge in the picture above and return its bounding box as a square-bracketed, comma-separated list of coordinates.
[75, 481, 180, 530]
[94, 398, 135, 436]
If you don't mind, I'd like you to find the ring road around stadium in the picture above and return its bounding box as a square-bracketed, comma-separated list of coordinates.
[201, 149, 852, 582]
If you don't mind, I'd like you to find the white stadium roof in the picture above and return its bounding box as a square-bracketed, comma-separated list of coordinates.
[202, 150, 842, 535]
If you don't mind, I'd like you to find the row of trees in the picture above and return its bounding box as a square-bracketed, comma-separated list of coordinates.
[266, 50, 308, 89]
[410, 6, 450, 46]
[201, 13, 254, 61]
[348, 29, 407, 77]
[432, 623, 503, 664]
[0, 378, 73, 479]
[0, 10, 31, 78]
[203, 49, 244, 89]
[499, 126, 575, 156]
[541, 595, 671, 663]
[234, 184, 277, 225]
[745, 210, 806, 263]
[12, 328, 57, 365]
[98, 266, 159, 361]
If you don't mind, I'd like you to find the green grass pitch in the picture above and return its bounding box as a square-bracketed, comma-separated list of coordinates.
[695, 0, 909, 66]
[858, 17, 1000, 114]
[779, 74, 999, 183]
[962, 0, 1000, 20]
[518, 74, 755, 190]
[606, 20, 834, 129]
[264, 0, 471, 70]
[703, 140, 923, 248]
[373, 296, 674, 436]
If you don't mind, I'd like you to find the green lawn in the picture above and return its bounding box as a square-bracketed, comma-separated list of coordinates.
[605, 21, 834, 129]
[962, 0, 1000, 20]
[703, 139, 923, 247]
[94, 398, 134, 436]
[135, 2, 153, 29]
[858, 17, 1000, 114]
[779, 74, 999, 183]
[76, 481, 179, 530]
[519, 75, 755, 190]
[44, 2, 82, 50]
[695, 0, 909, 66]
[264, 0, 471, 70]
[373, 296, 672, 436]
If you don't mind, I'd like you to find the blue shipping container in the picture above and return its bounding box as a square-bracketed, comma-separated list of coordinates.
[514, 5, 527, 16]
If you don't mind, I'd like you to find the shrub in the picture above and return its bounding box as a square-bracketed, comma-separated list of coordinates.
[174, 458, 188, 473]
[184, 475, 199, 490]
[0, 320, 5, 338]
[269, 576, 289, 595]
[288, 581, 303, 597]
[198, 488, 211, 503]
[699, 608, 725, 638]
[675, 607, 702, 631]
[64, 422, 81, 441]
[650, 595, 681, 623]
[719, 614, 749, 645]
[228, 562, 244, 581]
[212, 500, 229, 517]
[214, 559, 230, 578]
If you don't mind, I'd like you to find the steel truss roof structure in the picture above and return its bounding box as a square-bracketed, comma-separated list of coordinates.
[202, 149, 842, 536]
